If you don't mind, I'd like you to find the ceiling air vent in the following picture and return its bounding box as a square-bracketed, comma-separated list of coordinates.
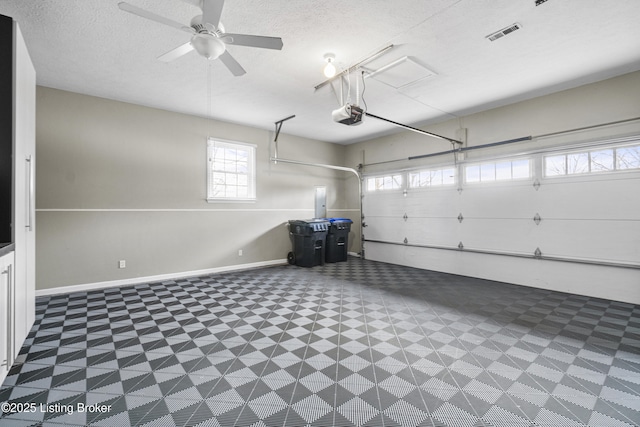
[486, 23, 522, 42]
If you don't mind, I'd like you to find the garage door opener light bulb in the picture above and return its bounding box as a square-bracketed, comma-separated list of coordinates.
[323, 53, 336, 78]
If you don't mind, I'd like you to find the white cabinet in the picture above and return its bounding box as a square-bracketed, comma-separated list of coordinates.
[11, 19, 36, 349]
[0, 250, 15, 385]
[0, 16, 36, 384]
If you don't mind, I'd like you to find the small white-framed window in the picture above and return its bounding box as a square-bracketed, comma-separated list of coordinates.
[616, 145, 640, 170]
[465, 158, 531, 183]
[366, 174, 403, 192]
[408, 167, 456, 188]
[207, 138, 256, 202]
[544, 143, 640, 177]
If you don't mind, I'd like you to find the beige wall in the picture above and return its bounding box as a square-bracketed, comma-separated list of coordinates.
[35, 87, 358, 290]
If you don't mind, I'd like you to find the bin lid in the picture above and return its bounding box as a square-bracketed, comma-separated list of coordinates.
[326, 217, 353, 223]
[288, 219, 330, 232]
[289, 219, 331, 225]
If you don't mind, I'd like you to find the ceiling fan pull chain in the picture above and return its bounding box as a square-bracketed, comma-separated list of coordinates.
[356, 71, 360, 106]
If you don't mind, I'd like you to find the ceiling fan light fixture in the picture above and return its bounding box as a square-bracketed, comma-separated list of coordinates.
[192, 34, 226, 59]
[323, 53, 336, 78]
[118, 0, 282, 75]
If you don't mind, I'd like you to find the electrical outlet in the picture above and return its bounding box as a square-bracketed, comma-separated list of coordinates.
[238, 249, 243, 256]
[118, 260, 126, 269]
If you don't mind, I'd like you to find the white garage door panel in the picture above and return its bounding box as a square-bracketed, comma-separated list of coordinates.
[363, 192, 406, 217]
[365, 241, 462, 272]
[404, 189, 460, 218]
[538, 176, 640, 220]
[461, 185, 537, 218]
[460, 184, 537, 218]
[537, 220, 640, 263]
[364, 241, 640, 305]
[460, 219, 538, 253]
[404, 218, 459, 246]
[364, 217, 405, 241]
[366, 216, 459, 246]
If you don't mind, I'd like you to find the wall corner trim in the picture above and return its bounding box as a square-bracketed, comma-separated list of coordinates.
[36, 259, 288, 297]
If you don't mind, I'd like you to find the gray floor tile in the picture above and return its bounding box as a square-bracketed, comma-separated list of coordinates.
[1, 257, 638, 426]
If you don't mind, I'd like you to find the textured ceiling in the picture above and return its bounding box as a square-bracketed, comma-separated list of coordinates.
[2, 0, 640, 144]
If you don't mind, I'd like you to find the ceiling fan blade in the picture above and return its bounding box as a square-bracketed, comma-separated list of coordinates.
[218, 51, 246, 76]
[158, 42, 194, 62]
[202, 0, 225, 29]
[222, 33, 283, 50]
[178, 0, 201, 6]
[118, 2, 194, 34]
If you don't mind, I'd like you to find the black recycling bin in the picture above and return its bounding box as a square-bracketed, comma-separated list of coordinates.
[287, 219, 330, 267]
[325, 218, 353, 263]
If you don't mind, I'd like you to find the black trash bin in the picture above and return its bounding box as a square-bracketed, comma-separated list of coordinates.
[325, 218, 353, 263]
[288, 219, 330, 267]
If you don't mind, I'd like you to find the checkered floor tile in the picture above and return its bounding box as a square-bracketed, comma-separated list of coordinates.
[1, 257, 639, 426]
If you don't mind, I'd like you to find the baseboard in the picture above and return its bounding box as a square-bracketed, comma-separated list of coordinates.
[36, 259, 288, 297]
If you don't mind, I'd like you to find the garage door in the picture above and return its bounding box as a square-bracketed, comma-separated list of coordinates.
[362, 136, 640, 303]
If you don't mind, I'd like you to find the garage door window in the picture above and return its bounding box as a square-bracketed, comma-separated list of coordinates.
[617, 145, 640, 169]
[544, 143, 640, 177]
[409, 167, 456, 188]
[366, 174, 403, 192]
[465, 159, 531, 183]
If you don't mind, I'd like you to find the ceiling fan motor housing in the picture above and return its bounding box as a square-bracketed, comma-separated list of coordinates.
[190, 15, 224, 34]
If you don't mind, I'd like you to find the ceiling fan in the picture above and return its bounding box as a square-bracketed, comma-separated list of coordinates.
[117, 0, 283, 76]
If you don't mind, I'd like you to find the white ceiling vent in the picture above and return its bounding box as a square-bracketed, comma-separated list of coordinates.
[366, 56, 437, 89]
[486, 23, 522, 41]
